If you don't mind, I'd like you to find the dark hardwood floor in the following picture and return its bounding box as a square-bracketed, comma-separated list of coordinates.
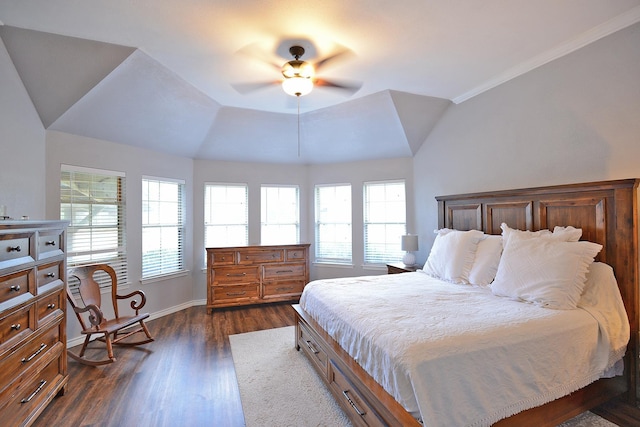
[33, 303, 295, 427]
[33, 303, 640, 427]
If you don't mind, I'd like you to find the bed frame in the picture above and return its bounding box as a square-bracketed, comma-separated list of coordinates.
[293, 178, 639, 427]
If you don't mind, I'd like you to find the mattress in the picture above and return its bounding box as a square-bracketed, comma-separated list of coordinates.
[299, 265, 628, 427]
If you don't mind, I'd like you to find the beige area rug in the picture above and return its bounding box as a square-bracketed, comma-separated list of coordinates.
[229, 326, 617, 427]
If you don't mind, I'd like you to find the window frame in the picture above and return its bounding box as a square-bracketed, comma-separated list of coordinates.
[204, 182, 249, 248]
[260, 184, 300, 245]
[314, 183, 353, 265]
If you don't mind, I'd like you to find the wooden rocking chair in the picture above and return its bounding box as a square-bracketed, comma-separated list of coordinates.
[66, 264, 154, 366]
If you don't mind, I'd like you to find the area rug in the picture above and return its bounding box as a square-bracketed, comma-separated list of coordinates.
[229, 326, 617, 427]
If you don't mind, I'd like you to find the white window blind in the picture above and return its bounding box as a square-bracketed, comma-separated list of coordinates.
[315, 184, 352, 264]
[204, 183, 248, 247]
[261, 185, 300, 245]
[60, 165, 127, 290]
[142, 177, 185, 279]
[363, 180, 406, 265]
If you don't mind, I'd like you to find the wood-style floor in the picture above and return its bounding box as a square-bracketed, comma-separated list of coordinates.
[33, 303, 640, 427]
[33, 303, 295, 427]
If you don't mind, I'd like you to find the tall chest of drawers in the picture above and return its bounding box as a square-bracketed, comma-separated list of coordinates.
[0, 221, 68, 426]
[207, 244, 310, 312]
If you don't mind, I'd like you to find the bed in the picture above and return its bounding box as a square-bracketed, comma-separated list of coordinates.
[293, 179, 639, 427]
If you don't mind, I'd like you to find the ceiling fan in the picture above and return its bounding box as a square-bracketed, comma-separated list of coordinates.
[232, 44, 362, 98]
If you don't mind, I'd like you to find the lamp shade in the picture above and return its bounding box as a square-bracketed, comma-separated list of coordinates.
[282, 76, 313, 97]
[401, 234, 419, 252]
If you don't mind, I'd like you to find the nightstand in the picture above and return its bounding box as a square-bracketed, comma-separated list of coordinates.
[386, 263, 421, 274]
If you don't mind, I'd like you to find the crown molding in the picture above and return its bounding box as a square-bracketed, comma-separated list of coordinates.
[453, 6, 640, 104]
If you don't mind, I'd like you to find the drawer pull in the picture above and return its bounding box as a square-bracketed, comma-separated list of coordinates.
[10, 285, 21, 292]
[305, 340, 320, 354]
[47, 303, 56, 309]
[226, 291, 247, 297]
[225, 273, 247, 277]
[276, 270, 293, 274]
[342, 390, 366, 416]
[45, 272, 56, 278]
[276, 286, 294, 292]
[11, 323, 21, 330]
[21, 380, 47, 404]
[8, 245, 21, 252]
[45, 240, 56, 246]
[22, 343, 47, 364]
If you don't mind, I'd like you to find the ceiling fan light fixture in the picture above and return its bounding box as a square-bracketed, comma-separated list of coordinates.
[281, 60, 314, 79]
[282, 76, 314, 97]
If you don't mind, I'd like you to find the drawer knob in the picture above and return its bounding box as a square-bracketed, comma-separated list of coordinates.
[10, 285, 21, 292]
[45, 272, 55, 278]
[8, 245, 21, 252]
[45, 240, 56, 246]
[22, 343, 47, 364]
[11, 323, 21, 330]
[226, 273, 247, 277]
[305, 340, 320, 355]
[21, 380, 47, 404]
[47, 303, 56, 309]
[226, 291, 247, 297]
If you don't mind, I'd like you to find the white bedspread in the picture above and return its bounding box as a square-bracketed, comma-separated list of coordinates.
[299, 267, 628, 427]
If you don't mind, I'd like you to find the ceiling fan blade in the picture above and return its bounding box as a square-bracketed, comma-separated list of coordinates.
[236, 43, 282, 71]
[315, 78, 362, 95]
[313, 46, 355, 72]
[231, 80, 281, 95]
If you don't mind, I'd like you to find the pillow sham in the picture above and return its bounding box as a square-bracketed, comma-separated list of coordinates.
[491, 235, 602, 309]
[500, 223, 582, 246]
[500, 223, 551, 247]
[423, 229, 484, 284]
[552, 225, 582, 242]
[468, 235, 503, 287]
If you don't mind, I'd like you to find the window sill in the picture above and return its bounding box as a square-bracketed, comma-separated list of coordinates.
[140, 270, 190, 285]
[313, 262, 354, 269]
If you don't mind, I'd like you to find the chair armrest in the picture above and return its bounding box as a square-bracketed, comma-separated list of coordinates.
[73, 304, 103, 328]
[116, 289, 147, 313]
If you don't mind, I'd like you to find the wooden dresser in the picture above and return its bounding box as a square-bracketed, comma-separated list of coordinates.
[206, 243, 310, 312]
[0, 220, 68, 426]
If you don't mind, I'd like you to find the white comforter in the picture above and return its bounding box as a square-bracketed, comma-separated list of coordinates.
[299, 264, 629, 427]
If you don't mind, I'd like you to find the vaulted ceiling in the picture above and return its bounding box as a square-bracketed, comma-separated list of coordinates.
[1, 1, 639, 164]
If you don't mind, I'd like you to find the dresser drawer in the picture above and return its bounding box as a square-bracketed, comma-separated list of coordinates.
[0, 319, 62, 386]
[36, 262, 64, 289]
[0, 352, 65, 425]
[212, 284, 260, 303]
[212, 266, 259, 284]
[286, 248, 307, 261]
[238, 249, 283, 264]
[37, 291, 64, 325]
[0, 303, 35, 352]
[0, 269, 35, 305]
[263, 280, 304, 299]
[329, 360, 385, 427]
[298, 321, 328, 377]
[263, 263, 305, 280]
[209, 251, 236, 266]
[0, 232, 35, 270]
[37, 229, 64, 260]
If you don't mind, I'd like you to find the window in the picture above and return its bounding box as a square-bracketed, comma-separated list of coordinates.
[204, 183, 248, 247]
[60, 165, 127, 290]
[261, 185, 300, 245]
[315, 184, 352, 264]
[363, 180, 406, 265]
[142, 177, 185, 279]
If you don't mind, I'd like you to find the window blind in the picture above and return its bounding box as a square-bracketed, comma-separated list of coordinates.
[315, 184, 352, 264]
[261, 185, 300, 245]
[142, 177, 185, 278]
[60, 165, 127, 290]
[363, 180, 406, 265]
[204, 183, 248, 248]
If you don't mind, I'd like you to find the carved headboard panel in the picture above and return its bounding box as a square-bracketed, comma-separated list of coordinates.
[437, 179, 639, 399]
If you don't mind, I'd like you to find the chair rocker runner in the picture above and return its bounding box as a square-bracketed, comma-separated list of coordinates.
[66, 264, 154, 366]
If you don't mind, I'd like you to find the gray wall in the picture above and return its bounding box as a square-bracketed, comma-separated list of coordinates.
[412, 22, 640, 264]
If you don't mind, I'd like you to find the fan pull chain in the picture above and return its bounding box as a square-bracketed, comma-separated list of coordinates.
[297, 95, 301, 157]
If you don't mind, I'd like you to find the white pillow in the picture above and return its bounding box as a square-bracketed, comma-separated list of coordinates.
[423, 229, 484, 284]
[468, 235, 503, 287]
[500, 223, 551, 247]
[552, 225, 582, 242]
[491, 235, 602, 309]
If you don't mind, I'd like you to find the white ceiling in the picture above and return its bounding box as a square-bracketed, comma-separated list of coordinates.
[1, 0, 639, 164]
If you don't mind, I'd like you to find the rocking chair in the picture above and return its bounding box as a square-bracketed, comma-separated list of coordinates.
[66, 264, 154, 366]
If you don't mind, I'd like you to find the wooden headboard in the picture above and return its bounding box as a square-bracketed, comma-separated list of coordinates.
[437, 178, 639, 402]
